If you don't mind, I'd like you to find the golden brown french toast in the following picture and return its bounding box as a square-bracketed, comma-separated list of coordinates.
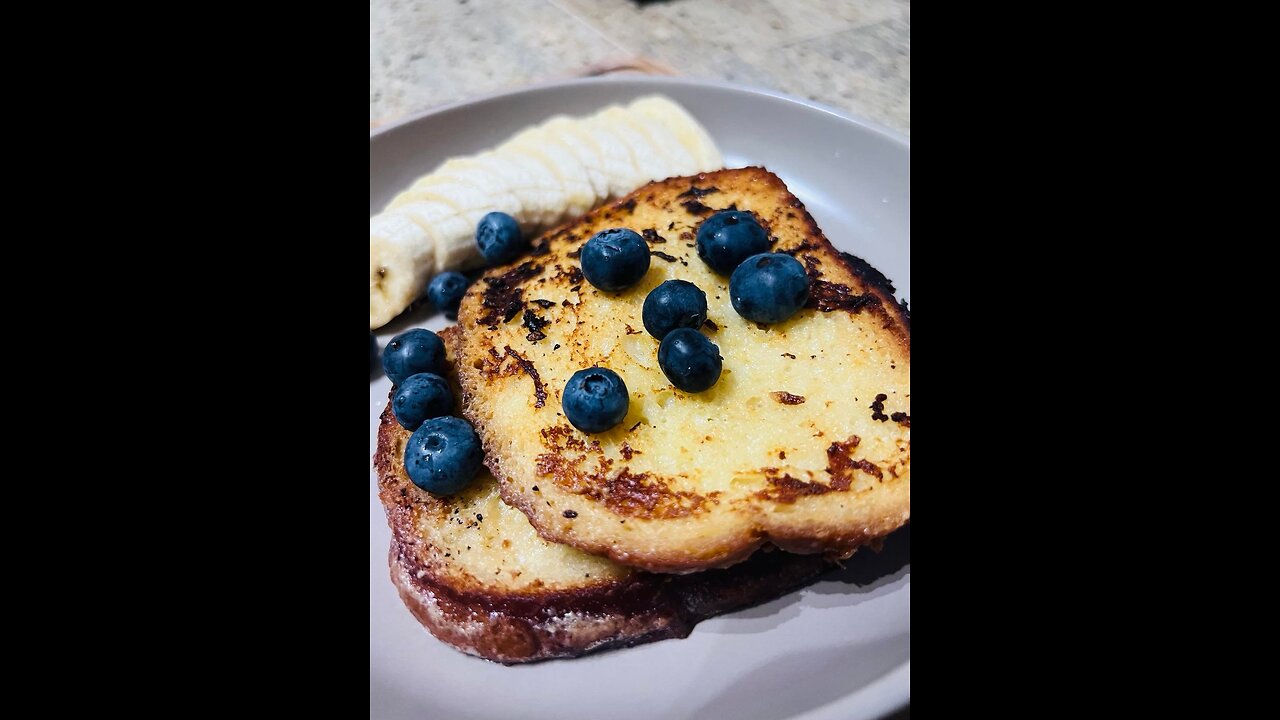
[452, 168, 910, 573]
[374, 329, 830, 663]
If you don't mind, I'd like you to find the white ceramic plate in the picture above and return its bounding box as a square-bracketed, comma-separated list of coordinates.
[370, 76, 910, 720]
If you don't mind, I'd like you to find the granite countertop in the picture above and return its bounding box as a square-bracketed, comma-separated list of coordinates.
[370, 0, 909, 135]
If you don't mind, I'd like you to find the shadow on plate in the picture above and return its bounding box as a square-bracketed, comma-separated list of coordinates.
[378, 299, 439, 337]
[703, 524, 910, 633]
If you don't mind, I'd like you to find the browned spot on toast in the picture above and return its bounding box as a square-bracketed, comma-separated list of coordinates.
[553, 265, 584, 285]
[809, 281, 882, 314]
[652, 250, 678, 263]
[870, 393, 889, 422]
[541, 424, 602, 455]
[682, 199, 712, 215]
[477, 262, 543, 326]
[522, 309, 550, 343]
[755, 435, 882, 503]
[535, 454, 707, 519]
[678, 185, 719, 198]
[771, 391, 806, 405]
[641, 228, 666, 244]
[484, 345, 547, 408]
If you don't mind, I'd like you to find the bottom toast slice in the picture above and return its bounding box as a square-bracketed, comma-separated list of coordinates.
[374, 333, 831, 662]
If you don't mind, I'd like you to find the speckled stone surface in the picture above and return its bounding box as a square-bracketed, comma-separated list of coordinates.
[370, 0, 909, 134]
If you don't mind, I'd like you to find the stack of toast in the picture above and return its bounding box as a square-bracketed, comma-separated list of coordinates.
[374, 167, 910, 663]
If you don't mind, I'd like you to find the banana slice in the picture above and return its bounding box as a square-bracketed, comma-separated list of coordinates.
[401, 159, 524, 220]
[500, 126, 596, 218]
[475, 150, 565, 230]
[577, 114, 647, 199]
[370, 212, 435, 329]
[396, 201, 483, 282]
[619, 108, 700, 177]
[541, 116, 610, 202]
[629, 96, 722, 171]
[599, 106, 694, 184]
[389, 178, 521, 222]
[596, 107, 676, 187]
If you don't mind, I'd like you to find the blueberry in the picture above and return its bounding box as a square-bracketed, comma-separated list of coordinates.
[370, 332, 378, 370]
[642, 279, 708, 340]
[392, 373, 455, 430]
[382, 328, 446, 386]
[562, 367, 629, 433]
[580, 228, 650, 292]
[427, 271, 469, 320]
[404, 416, 484, 495]
[658, 327, 722, 393]
[696, 210, 770, 274]
[729, 253, 810, 324]
[476, 211, 525, 265]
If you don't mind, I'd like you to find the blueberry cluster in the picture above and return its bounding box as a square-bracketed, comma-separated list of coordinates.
[381, 328, 483, 495]
[559, 212, 813, 434]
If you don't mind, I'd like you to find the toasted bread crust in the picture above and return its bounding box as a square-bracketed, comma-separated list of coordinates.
[387, 539, 827, 664]
[452, 168, 910, 573]
[374, 342, 830, 662]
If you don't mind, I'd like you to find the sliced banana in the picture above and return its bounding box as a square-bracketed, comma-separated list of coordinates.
[599, 106, 694, 184]
[541, 116, 610, 202]
[578, 114, 647, 199]
[390, 178, 520, 222]
[500, 126, 596, 218]
[370, 212, 435, 329]
[475, 150, 565, 230]
[405, 158, 524, 219]
[596, 107, 676, 187]
[396, 201, 483, 282]
[629, 96, 722, 171]
[620, 108, 700, 178]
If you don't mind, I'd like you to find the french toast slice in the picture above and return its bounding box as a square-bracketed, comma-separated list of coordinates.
[452, 168, 910, 573]
[374, 329, 830, 663]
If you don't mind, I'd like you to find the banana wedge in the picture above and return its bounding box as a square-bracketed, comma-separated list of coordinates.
[370, 212, 436, 329]
[598, 106, 686, 184]
[397, 201, 486, 278]
[500, 126, 596, 217]
[541, 116, 611, 202]
[578, 115, 648, 199]
[629, 96, 723, 171]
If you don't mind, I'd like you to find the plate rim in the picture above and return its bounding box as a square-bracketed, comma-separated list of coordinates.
[370, 76, 910, 720]
[368, 74, 909, 150]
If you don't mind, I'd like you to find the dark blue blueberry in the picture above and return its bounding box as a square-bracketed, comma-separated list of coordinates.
[696, 210, 770, 274]
[580, 228, 650, 292]
[657, 327, 722, 393]
[562, 367, 629, 433]
[370, 332, 378, 370]
[427, 271, 469, 320]
[382, 328, 446, 386]
[392, 373, 455, 430]
[476, 211, 525, 265]
[729, 253, 810, 324]
[642, 279, 708, 340]
[404, 416, 484, 495]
